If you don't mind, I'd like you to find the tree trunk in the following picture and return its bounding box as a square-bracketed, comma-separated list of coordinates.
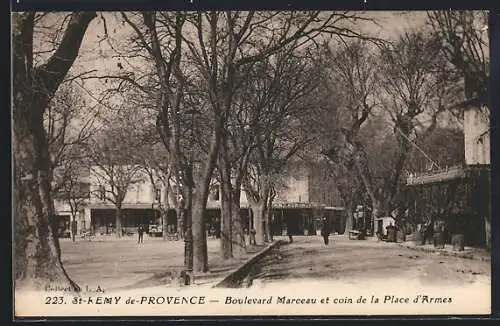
[335, 179, 360, 234]
[266, 191, 276, 242]
[183, 184, 193, 270]
[387, 138, 411, 207]
[13, 107, 80, 292]
[192, 195, 208, 272]
[248, 207, 253, 234]
[13, 12, 96, 292]
[231, 189, 246, 257]
[71, 214, 77, 242]
[353, 157, 381, 214]
[249, 199, 266, 246]
[220, 186, 233, 259]
[176, 206, 184, 239]
[266, 195, 275, 242]
[161, 209, 168, 240]
[219, 133, 233, 259]
[161, 181, 170, 240]
[219, 171, 233, 259]
[115, 207, 122, 238]
[345, 206, 354, 233]
[192, 112, 223, 272]
[485, 217, 491, 251]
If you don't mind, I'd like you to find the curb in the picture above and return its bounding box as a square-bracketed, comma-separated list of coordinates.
[396, 243, 491, 262]
[213, 240, 284, 288]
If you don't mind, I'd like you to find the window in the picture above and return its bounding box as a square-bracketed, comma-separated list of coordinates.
[210, 185, 220, 201]
[156, 189, 161, 202]
[98, 185, 105, 201]
[79, 183, 90, 198]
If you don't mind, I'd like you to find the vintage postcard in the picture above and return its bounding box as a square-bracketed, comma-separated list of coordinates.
[12, 10, 491, 318]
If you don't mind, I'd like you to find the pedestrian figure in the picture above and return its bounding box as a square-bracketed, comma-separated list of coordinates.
[420, 219, 434, 245]
[285, 219, 294, 243]
[138, 224, 144, 243]
[249, 228, 256, 245]
[321, 217, 331, 245]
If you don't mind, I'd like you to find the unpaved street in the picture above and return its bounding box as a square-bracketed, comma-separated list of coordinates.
[247, 235, 490, 287]
[59, 237, 261, 290]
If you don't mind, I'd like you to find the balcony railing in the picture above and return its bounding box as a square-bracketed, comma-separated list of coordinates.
[406, 165, 466, 186]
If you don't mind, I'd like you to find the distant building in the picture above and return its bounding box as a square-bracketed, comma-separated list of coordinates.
[464, 106, 490, 165]
[52, 167, 91, 238]
[406, 105, 491, 248]
[53, 159, 344, 238]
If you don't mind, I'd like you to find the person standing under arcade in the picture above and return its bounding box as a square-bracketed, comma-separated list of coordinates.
[138, 224, 145, 244]
[321, 217, 332, 245]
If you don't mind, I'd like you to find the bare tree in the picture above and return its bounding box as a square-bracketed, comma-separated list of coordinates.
[427, 11, 489, 110]
[324, 30, 458, 220]
[85, 123, 144, 238]
[375, 29, 456, 215]
[44, 81, 99, 197]
[180, 11, 381, 271]
[427, 12, 491, 250]
[118, 10, 378, 272]
[319, 39, 382, 221]
[140, 140, 180, 240]
[13, 12, 96, 291]
[56, 154, 90, 242]
[119, 11, 200, 270]
[242, 49, 323, 245]
[217, 83, 261, 257]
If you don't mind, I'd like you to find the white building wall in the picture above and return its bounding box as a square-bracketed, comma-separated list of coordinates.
[276, 176, 309, 203]
[54, 198, 90, 235]
[89, 165, 165, 206]
[53, 199, 72, 216]
[464, 106, 490, 165]
[205, 173, 310, 209]
[63, 163, 314, 225]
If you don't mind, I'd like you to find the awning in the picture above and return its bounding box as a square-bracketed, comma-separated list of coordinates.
[272, 202, 324, 209]
[324, 206, 345, 211]
[206, 201, 250, 209]
[89, 203, 156, 210]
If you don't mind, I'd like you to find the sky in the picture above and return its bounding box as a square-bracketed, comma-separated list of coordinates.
[71, 11, 428, 75]
[64, 11, 429, 109]
[35, 11, 476, 136]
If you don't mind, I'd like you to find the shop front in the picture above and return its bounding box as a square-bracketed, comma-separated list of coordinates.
[89, 203, 178, 236]
[406, 165, 490, 248]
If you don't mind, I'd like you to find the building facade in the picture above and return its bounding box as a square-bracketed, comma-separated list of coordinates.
[54, 160, 344, 237]
[52, 167, 91, 238]
[464, 106, 490, 165]
[406, 105, 491, 248]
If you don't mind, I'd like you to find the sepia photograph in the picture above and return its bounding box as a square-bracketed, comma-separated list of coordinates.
[12, 10, 491, 317]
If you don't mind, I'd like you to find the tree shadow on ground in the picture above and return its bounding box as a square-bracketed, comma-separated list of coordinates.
[107, 246, 267, 291]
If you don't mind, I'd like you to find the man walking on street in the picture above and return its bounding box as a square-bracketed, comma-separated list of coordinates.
[321, 217, 332, 245]
[285, 218, 293, 243]
[138, 224, 145, 244]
